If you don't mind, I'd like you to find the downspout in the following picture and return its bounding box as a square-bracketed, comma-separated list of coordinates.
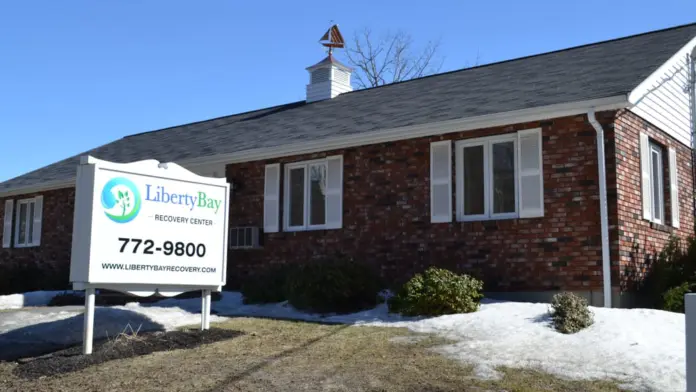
[690, 53, 696, 225]
[588, 109, 612, 308]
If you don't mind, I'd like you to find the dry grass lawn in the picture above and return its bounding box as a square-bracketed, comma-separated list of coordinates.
[0, 317, 625, 392]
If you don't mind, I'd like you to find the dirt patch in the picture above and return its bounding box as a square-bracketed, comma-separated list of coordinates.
[13, 327, 242, 379]
[0, 318, 624, 392]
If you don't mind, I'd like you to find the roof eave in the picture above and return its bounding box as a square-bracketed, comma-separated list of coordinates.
[0, 178, 75, 198]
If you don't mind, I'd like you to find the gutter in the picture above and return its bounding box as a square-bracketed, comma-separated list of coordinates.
[690, 53, 696, 227]
[587, 109, 613, 308]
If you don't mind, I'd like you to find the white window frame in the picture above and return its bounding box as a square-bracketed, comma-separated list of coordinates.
[284, 158, 330, 232]
[648, 141, 665, 225]
[456, 134, 519, 221]
[14, 198, 37, 247]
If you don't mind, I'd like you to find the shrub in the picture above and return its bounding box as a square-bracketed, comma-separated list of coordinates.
[388, 267, 484, 317]
[639, 236, 696, 309]
[549, 292, 594, 334]
[662, 282, 695, 313]
[284, 258, 381, 314]
[47, 292, 84, 306]
[240, 265, 291, 304]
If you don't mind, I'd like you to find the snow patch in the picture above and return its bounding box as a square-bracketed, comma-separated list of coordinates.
[0, 290, 69, 310]
[365, 300, 685, 392]
[0, 291, 686, 391]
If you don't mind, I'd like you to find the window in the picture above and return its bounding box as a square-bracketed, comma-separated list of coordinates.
[14, 198, 38, 247]
[283, 156, 342, 231]
[648, 141, 665, 224]
[229, 227, 263, 249]
[456, 135, 519, 220]
[3, 196, 43, 248]
[640, 133, 680, 227]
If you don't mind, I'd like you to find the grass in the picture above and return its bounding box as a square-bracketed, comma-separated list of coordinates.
[0, 317, 625, 392]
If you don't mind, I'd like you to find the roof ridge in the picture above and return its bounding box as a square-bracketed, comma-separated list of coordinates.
[122, 21, 696, 136]
[330, 21, 696, 98]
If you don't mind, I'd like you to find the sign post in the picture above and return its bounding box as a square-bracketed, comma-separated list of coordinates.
[83, 288, 96, 354]
[201, 289, 212, 331]
[70, 156, 230, 354]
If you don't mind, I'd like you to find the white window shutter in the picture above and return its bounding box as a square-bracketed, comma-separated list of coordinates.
[263, 164, 281, 233]
[669, 147, 680, 228]
[640, 133, 652, 220]
[2, 199, 13, 248]
[518, 129, 544, 218]
[325, 155, 343, 229]
[32, 196, 43, 246]
[430, 140, 452, 223]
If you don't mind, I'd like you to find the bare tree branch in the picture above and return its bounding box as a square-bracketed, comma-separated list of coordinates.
[345, 28, 444, 88]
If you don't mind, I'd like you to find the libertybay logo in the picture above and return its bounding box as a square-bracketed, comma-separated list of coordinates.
[101, 177, 142, 223]
[145, 185, 222, 213]
[101, 177, 223, 224]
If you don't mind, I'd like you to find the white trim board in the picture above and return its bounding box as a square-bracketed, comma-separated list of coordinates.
[0, 95, 629, 198]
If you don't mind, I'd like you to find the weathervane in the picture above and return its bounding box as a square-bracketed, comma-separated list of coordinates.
[319, 24, 345, 55]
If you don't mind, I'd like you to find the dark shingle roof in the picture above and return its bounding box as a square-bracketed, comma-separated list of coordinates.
[2, 22, 696, 194]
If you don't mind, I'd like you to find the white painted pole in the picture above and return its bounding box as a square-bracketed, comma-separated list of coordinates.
[687, 294, 696, 392]
[204, 290, 211, 330]
[200, 290, 206, 331]
[83, 287, 96, 355]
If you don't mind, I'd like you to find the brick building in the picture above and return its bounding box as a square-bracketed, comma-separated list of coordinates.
[2, 24, 696, 306]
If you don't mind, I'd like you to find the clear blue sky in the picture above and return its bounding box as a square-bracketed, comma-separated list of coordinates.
[1, 1, 694, 182]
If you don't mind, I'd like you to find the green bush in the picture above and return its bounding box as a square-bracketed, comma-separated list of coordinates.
[284, 258, 381, 314]
[0, 263, 70, 295]
[662, 282, 695, 313]
[388, 267, 484, 316]
[549, 292, 594, 334]
[639, 236, 696, 309]
[240, 265, 291, 304]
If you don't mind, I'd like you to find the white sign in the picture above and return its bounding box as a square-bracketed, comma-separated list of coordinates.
[70, 156, 228, 353]
[70, 156, 229, 291]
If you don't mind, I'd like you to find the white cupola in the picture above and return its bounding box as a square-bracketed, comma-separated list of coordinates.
[306, 54, 353, 103]
[305, 24, 353, 103]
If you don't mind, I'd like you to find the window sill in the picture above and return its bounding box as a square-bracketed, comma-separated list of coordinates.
[283, 226, 339, 232]
[13, 243, 39, 248]
[648, 221, 673, 233]
[457, 215, 519, 222]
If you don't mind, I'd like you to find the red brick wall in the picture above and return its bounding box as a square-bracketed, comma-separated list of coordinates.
[613, 110, 695, 290]
[0, 188, 75, 294]
[2, 111, 690, 299]
[226, 112, 617, 292]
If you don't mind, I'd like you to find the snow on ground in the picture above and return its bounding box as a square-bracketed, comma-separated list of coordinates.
[367, 300, 685, 392]
[0, 291, 685, 391]
[0, 290, 69, 310]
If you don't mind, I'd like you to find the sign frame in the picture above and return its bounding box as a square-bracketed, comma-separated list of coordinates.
[69, 155, 230, 353]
